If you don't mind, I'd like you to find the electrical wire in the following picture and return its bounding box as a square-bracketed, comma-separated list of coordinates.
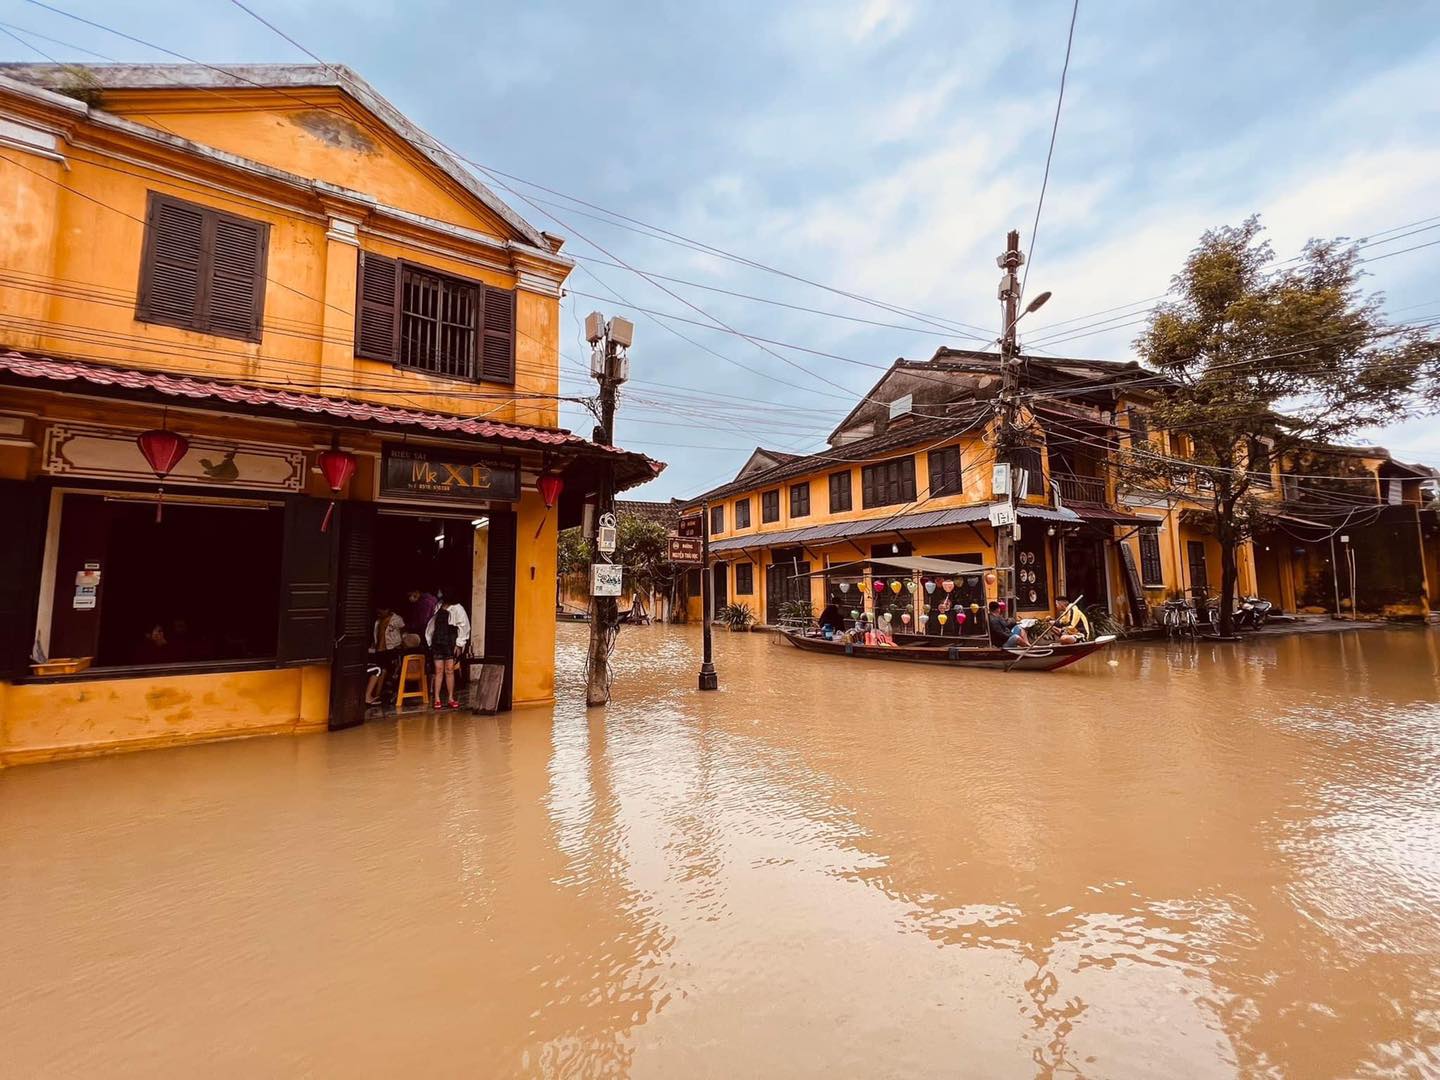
[1018, 0, 1080, 308]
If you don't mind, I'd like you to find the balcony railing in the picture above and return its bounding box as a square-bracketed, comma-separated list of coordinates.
[1055, 473, 1107, 504]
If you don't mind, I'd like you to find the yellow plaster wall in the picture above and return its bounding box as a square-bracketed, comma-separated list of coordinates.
[512, 491, 557, 708]
[100, 94, 499, 233]
[0, 665, 329, 767]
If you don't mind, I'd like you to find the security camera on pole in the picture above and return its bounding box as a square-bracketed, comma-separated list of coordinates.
[584, 311, 633, 707]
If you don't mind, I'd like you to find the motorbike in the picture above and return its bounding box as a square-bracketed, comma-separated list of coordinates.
[1235, 595, 1273, 629]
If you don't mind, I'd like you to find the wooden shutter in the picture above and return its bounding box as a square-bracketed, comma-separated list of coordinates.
[205, 214, 268, 341]
[479, 286, 516, 384]
[137, 195, 204, 328]
[0, 479, 49, 679]
[355, 252, 401, 361]
[277, 496, 339, 664]
[482, 509, 517, 710]
[328, 502, 375, 730]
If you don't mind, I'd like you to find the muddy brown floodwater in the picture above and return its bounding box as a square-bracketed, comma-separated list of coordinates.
[3, 626, 1440, 1077]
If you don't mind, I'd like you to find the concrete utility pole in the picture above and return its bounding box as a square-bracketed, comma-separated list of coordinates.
[584, 312, 633, 707]
[996, 230, 1024, 618]
[698, 500, 718, 690]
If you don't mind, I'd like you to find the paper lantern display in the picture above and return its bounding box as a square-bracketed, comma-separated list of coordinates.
[937, 613, 948, 626]
[985, 571, 997, 585]
[849, 610, 859, 620]
[924, 580, 936, 595]
[880, 611, 891, 623]
[901, 613, 911, 625]
[839, 582, 850, 593]
[906, 581, 916, 593]
[918, 614, 928, 629]
[941, 579, 955, 594]
[317, 447, 359, 533]
[970, 603, 980, 613]
[957, 612, 967, 624]
[537, 471, 564, 510]
[890, 580, 902, 594]
[873, 580, 885, 592]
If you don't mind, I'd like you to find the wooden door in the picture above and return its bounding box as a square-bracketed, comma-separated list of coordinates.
[277, 496, 339, 664]
[482, 509, 517, 711]
[0, 479, 49, 678]
[1186, 540, 1210, 592]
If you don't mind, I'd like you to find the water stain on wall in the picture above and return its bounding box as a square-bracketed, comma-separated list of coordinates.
[290, 110, 377, 155]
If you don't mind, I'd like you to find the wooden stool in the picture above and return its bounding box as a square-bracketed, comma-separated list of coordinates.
[395, 653, 428, 711]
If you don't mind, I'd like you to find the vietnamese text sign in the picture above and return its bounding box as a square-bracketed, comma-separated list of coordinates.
[380, 445, 519, 505]
[591, 563, 623, 597]
[668, 536, 702, 564]
[677, 514, 702, 539]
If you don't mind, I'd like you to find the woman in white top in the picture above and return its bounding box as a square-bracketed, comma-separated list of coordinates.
[365, 607, 406, 706]
[424, 596, 471, 709]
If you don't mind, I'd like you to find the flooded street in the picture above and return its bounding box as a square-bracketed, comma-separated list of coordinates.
[3, 625, 1440, 1077]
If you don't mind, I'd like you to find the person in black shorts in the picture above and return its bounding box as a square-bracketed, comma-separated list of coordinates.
[424, 593, 471, 709]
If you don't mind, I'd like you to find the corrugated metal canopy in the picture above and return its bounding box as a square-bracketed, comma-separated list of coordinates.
[708, 501, 1080, 554]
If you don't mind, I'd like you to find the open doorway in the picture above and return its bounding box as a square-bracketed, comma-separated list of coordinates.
[373, 512, 475, 621]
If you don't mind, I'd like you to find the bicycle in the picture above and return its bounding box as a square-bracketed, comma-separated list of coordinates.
[1161, 598, 1199, 640]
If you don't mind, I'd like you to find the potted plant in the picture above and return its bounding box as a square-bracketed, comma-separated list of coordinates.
[718, 602, 755, 632]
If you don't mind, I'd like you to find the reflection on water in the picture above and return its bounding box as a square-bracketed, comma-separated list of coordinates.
[2, 625, 1439, 1076]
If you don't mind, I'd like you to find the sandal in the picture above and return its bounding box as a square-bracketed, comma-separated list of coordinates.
[446, 699, 461, 710]
[432, 700, 442, 710]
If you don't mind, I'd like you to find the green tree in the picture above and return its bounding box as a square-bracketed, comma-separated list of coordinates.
[555, 512, 683, 614]
[557, 526, 590, 576]
[1128, 217, 1425, 635]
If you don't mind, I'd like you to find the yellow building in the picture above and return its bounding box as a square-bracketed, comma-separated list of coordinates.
[682, 349, 1437, 629]
[0, 63, 656, 766]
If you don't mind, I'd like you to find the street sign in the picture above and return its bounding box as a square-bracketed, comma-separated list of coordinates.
[591, 563, 623, 597]
[678, 514, 702, 539]
[668, 536, 703, 564]
[988, 503, 1017, 528]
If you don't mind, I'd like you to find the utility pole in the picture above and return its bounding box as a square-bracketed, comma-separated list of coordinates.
[996, 229, 1024, 619]
[698, 500, 718, 690]
[584, 311, 633, 707]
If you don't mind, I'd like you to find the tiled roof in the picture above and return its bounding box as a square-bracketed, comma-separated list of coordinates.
[708, 502, 1078, 554]
[0, 351, 663, 484]
[684, 408, 990, 506]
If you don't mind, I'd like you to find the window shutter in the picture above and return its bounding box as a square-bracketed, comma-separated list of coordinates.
[0, 479, 49, 679]
[276, 496, 339, 665]
[138, 196, 204, 327]
[355, 252, 401, 361]
[479, 286, 516, 384]
[204, 214, 268, 341]
[482, 509, 517, 710]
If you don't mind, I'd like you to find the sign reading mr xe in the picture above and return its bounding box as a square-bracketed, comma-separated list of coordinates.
[381, 445, 520, 505]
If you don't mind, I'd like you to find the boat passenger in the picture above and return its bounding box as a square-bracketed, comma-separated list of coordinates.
[987, 600, 1028, 648]
[818, 603, 843, 638]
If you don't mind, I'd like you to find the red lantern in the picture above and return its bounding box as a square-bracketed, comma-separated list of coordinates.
[136, 428, 189, 522]
[537, 471, 564, 510]
[318, 447, 358, 532]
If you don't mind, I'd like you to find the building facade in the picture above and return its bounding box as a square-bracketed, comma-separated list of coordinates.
[0, 64, 655, 766]
[683, 349, 1436, 628]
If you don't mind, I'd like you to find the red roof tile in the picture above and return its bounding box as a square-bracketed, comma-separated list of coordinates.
[0, 352, 660, 479]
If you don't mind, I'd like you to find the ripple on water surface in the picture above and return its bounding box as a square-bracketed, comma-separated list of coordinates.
[1, 623, 1439, 1076]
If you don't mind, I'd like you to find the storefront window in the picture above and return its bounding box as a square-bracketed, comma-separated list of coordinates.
[47, 494, 284, 667]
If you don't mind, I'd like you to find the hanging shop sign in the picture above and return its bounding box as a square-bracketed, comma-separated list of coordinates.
[668, 536, 703, 564]
[591, 563, 623, 597]
[380, 445, 519, 506]
[43, 423, 304, 491]
[678, 513, 703, 539]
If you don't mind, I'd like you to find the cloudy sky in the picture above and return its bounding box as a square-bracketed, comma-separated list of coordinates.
[4, 0, 1438, 496]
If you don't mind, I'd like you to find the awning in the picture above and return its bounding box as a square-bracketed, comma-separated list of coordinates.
[1065, 501, 1157, 526]
[708, 501, 1080, 554]
[0, 350, 663, 490]
[791, 555, 994, 577]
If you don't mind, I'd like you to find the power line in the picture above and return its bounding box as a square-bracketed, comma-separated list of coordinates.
[1018, 0, 1080, 308]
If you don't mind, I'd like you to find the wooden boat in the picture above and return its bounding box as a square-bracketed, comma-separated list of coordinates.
[780, 629, 1116, 671]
